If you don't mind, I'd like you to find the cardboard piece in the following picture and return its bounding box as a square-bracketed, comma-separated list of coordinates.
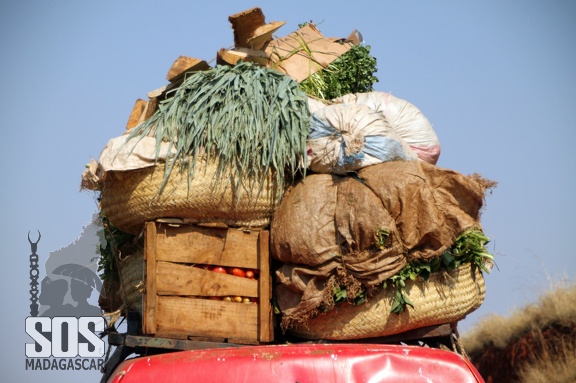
[265, 24, 355, 82]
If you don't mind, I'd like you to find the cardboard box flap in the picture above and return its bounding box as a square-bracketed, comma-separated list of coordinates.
[265, 24, 355, 82]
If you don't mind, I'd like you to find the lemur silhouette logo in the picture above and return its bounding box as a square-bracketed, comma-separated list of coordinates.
[25, 229, 106, 371]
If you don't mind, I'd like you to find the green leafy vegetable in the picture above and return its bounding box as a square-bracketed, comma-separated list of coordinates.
[125, 62, 310, 199]
[374, 227, 391, 250]
[97, 211, 134, 281]
[384, 228, 494, 314]
[299, 44, 378, 100]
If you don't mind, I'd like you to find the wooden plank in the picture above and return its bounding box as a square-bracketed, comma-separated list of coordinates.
[228, 7, 265, 48]
[147, 86, 167, 99]
[246, 21, 286, 50]
[222, 228, 260, 265]
[216, 48, 269, 66]
[166, 56, 210, 83]
[126, 99, 147, 130]
[144, 97, 158, 120]
[155, 261, 258, 297]
[123, 335, 237, 350]
[154, 224, 259, 268]
[257, 231, 273, 342]
[155, 296, 259, 341]
[323, 323, 454, 345]
[235, 47, 270, 65]
[143, 222, 158, 335]
[136, 98, 158, 126]
[216, 48, 245, 66]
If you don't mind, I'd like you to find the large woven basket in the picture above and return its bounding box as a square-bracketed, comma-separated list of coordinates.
[116, 249, 144, 313]
[100, 159, 280, 235]
[98, 240, 144, 314]
[289, 263, 486, 340]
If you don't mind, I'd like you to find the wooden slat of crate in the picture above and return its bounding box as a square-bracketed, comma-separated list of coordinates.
[144, 222, 158, 335]
[156, 261, 258, 297]
[154, 223, 259, 268]
[155, 296, 258, 340]
[258, 230, 273, 341]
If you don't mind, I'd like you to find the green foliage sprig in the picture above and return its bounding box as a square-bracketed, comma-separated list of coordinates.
[97, 211, 134, 281]
[299, 44, 378, 100]
[383, 228, 494, 314]
[125, 62, 310, 198]
[328, 228, 496, 315]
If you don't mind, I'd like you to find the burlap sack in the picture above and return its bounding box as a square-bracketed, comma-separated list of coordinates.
[271, 160, 493, 327]
[273, 172, 407, 323]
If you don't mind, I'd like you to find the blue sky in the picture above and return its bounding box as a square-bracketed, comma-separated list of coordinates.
[1, 1, 575, 381]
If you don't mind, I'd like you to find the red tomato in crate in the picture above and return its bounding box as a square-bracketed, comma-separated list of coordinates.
[245, 270, 255, 279]
[229, 267, 246, 278]
[212, 266, 227, 274]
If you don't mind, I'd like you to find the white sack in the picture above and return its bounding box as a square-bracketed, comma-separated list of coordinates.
[98, 135, 176, 173]
[335, 92, 441, 164]
[307, 97, 328, 114]
[306, 103, 416, 174]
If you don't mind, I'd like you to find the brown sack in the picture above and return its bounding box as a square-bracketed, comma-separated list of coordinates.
[273, 173, 407, 323]
[359, 160, 490, 262]
[271, 160, 494, 327]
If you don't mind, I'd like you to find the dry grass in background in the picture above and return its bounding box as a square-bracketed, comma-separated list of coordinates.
[461, 282, 576, 383]
[518, 332, 576, 383]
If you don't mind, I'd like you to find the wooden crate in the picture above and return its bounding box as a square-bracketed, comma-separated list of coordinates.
[142, 222, 273, 344]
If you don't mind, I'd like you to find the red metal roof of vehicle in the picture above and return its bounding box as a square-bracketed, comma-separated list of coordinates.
[107, 343, 484, 383]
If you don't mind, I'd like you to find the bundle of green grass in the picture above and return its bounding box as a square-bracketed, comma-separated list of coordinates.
[125, 61, 311, 198]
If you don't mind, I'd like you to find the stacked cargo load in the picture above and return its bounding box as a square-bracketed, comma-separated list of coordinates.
[82, 7, 495, 351]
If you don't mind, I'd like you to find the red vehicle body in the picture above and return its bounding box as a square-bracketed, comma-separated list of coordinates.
[107, 343, 484, 383]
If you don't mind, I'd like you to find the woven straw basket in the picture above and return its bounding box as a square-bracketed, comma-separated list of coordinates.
[98, 242, 145, 314]
[117, 250, 144, 313]
[100, 160, 280, 235]
[289, 263, 486, 340]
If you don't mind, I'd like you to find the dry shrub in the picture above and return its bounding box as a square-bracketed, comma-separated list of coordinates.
[461, 282, 576, 383]
[462, 282, 576, 351]
[518, 333, 576, 383]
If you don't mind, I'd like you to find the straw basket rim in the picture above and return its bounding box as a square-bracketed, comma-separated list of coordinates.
[99, 159, 281, 235]
[289, 263, 486, 340]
